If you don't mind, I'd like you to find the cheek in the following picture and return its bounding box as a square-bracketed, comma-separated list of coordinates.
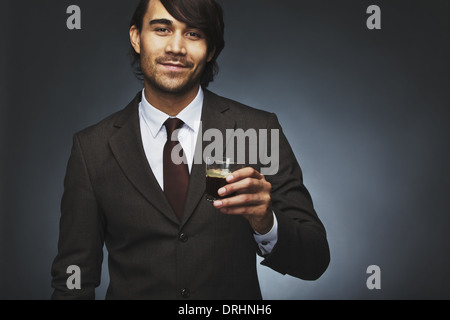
[140, 35, 164, 59]
[191, 48, 210, 67]
[186, 40, 208, 60]
[140, 43, 155, 59]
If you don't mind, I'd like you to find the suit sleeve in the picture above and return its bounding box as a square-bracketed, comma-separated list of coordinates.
[51, 134, 105, 299]
[260, 113, 330, 280]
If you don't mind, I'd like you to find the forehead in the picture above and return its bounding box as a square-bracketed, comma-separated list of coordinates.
[145, 0, 179, 24]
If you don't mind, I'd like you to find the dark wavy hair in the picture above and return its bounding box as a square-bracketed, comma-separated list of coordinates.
[129, 0, 225, 88]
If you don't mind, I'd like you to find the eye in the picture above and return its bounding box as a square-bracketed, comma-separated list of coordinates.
[186, 31, 202, 39]
[155, 27, 170, 34]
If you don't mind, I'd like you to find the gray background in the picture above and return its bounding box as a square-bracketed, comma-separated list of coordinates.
[1, 0, 449, 299]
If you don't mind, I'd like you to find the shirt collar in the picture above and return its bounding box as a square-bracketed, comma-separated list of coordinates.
[140, 86, 204, 138]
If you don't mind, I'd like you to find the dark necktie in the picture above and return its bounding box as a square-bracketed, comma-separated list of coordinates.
[163, 118, 189, 220]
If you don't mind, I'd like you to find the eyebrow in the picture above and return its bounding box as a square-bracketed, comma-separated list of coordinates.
[149, 18, 173, 26]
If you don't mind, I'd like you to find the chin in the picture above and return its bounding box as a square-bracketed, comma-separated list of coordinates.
[148, 77, 199, 95]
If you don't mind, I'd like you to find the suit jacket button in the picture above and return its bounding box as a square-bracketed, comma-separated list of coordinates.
[180, 288, 190, 298]
[178, 233, 188, 242]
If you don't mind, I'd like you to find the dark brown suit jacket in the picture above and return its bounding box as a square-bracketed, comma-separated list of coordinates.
[51, 90, 330, 300]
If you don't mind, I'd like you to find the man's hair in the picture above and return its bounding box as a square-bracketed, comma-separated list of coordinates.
[129, 0, 225, 88]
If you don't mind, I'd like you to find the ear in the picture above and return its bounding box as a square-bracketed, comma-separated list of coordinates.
[207, 47, 216, 63]
[129, 25, 141, 55]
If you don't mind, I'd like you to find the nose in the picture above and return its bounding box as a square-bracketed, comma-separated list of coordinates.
[165, 32, 187, 56]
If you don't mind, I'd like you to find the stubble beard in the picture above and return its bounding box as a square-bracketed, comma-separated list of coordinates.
[141, 54, 205, 96]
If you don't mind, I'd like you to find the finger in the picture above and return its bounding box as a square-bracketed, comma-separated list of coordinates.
[213, 193, 264, 209]
[226, 167, 264, 183]
[218, 178, 263, 197]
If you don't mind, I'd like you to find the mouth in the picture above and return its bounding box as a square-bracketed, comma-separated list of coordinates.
[157, 57, 194, 72]
[158, 61, 189, 72]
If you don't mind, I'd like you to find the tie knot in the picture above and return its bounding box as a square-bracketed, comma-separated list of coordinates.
[164, 118, 184, 139]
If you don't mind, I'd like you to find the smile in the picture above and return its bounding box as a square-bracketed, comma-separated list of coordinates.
[159, 62, 189, 71]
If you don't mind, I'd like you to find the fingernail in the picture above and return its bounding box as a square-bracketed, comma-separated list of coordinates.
[218, 188, 226, 195]
[226, 175, 234, 182]
[214, 200, 223, 207]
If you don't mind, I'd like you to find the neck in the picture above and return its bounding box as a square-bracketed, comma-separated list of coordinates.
[144, 83, 200, 117]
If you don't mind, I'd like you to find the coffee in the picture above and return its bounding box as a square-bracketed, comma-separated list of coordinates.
[205, 169, 235, 201]
[206, 176, 228, 200]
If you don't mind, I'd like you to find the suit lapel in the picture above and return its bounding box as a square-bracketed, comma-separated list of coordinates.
[109, 93, 180, 225]
[108, 90, 236, 227]
[180, 90, 236, 226]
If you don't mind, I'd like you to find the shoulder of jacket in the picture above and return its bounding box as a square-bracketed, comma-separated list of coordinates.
[74, 92, 141, 140]
[205, 89, 275, 120]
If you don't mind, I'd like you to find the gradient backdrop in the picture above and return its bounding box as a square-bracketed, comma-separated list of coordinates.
[1, 0, 449, 299]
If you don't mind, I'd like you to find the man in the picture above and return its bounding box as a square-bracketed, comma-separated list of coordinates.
[51, 0, 330, 300]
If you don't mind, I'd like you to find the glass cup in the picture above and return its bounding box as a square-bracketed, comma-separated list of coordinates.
[205, 157, 243, 202]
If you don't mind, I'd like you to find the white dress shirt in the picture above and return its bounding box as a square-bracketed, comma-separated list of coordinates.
[138, 87, 278, 255]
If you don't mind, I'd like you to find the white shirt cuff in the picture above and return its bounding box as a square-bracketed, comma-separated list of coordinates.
[253, 212, 278, 256]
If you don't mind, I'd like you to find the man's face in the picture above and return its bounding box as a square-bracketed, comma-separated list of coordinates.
[130, 0, 214, 95]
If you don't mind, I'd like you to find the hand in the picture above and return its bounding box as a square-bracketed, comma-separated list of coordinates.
[213, 167, 273, 235]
